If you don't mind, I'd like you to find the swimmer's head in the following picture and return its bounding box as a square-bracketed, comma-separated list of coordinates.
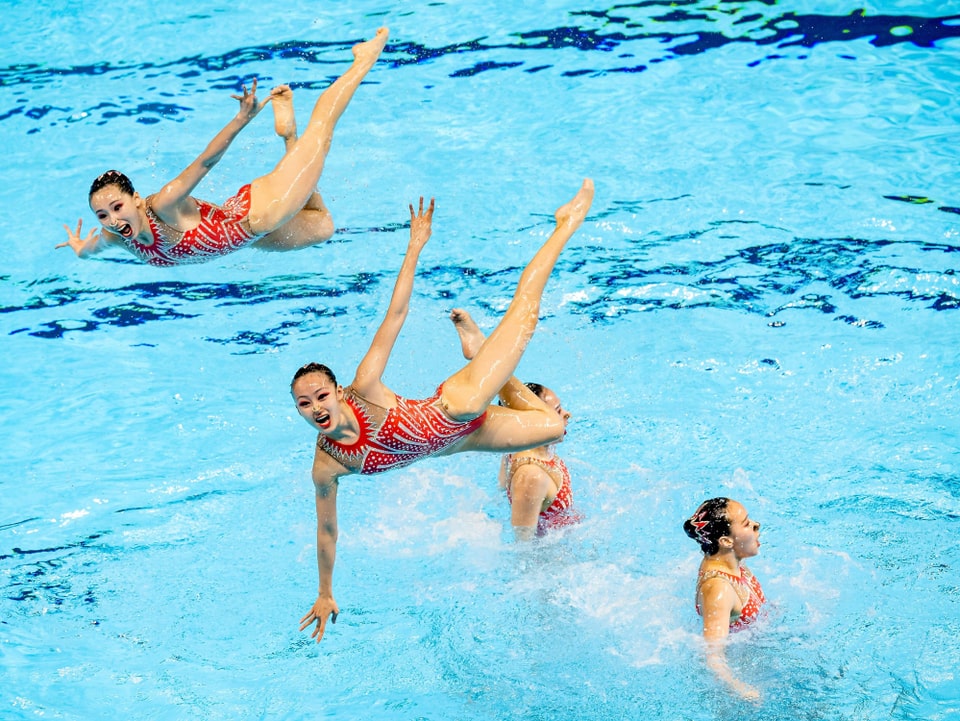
[525, 382, 546, 398]
[89, 170, 135, 200]
[291, 362, 337, 390]
[683, 497, 732, 555]
[520, 382, 571, 435]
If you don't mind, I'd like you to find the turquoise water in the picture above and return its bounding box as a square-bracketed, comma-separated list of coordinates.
[2, 1, 959, 719]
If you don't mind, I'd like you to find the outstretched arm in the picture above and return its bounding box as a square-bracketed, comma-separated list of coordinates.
[150, 79, 273, 219]
[299, 468, 340, 644]
[56, 219, 119, 257]
[351, 197, 435, 397]
[700, 579, 761, 701]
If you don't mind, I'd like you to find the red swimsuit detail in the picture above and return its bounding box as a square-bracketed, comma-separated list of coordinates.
[316, 386, 486, 475]
[505, 454, 581, 534]
[695, 565, 766, 631]
[125, 187, 262, 266]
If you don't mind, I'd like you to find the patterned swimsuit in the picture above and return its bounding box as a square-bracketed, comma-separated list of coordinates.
[123, 186, 262, 266]
[505, 453, 581, 534]
[695, 565, 766, 630]
[316, 386, 486, 475]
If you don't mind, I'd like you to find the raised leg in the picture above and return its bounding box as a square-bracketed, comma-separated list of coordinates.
[449, 308, 543, 412]
[253, 85, 334, 250]
[247, 28, 389, 234]
[440, 179, 594, 421]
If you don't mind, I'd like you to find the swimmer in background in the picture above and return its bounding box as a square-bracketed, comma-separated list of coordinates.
[291, 180, 594, 642]
[58, 28, 389, 266]
[683, 497, 766, 701]
[448, 314, 580, 539]
[498, 382, 580, 539]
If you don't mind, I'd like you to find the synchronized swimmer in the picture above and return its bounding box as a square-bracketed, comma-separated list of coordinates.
[291, 180, 594, 642]
[56, 19, 775, 703]
[684, 497, 766, 701]
[58, 28, 389, 266]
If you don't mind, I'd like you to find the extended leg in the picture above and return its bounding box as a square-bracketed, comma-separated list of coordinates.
[255, 86, 334, 250]
[441, 179, 594, 420]
[446, 307, 566, 453]
[247, 28, 389, 234]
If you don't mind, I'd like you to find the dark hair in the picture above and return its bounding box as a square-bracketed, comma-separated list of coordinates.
[291, 362, 337, 389]
[524, 382, 546, 399]
[683, 497, 731, 555]
[89, 170, 135, 199]
[498, 381, 547, 407]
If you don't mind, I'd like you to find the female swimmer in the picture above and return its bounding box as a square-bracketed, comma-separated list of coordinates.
[497, 382, 579, 538]
[683, 497, 766, 701]
[58, 28, 389, 266]
[447, 313, 580, 539]
[291, 179, 594, 642]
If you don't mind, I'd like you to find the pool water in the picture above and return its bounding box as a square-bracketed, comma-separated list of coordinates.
[2, 1, 959, 719]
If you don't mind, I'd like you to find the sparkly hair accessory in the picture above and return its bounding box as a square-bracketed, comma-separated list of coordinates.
[689, 509, 711, 546]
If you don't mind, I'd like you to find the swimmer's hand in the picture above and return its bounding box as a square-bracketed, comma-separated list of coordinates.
[57, 219, 103, 257]
[300, 594, 339, 643]
[733, 680, 761, 703]
[408, 196, 435, 252]
[230, 77, 272, 123]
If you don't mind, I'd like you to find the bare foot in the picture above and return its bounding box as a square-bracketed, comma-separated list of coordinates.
[554, 178, 594, 230]
[352, 27, 389, 68]
[450, 308, 486, 360]
[271, 85, 297, 140]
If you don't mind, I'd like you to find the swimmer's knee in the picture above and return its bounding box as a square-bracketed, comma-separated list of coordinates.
[439, 388, 486, 423]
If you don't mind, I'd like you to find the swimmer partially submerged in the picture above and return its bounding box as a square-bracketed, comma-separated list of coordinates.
[292, 180, 594, 642]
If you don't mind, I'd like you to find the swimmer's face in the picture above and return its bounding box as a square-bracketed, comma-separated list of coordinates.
[539, 387, 571, 437]
[292, 372, 343, 433]
[723, 501, 761, 559]
[90, 185, 143, 240]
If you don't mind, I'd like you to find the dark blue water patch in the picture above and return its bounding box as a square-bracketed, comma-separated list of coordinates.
[7, 230, 957, 348]
[5, 271, 391, 341]
[568, 233, 960, 324]
[3, 6, 958, 133]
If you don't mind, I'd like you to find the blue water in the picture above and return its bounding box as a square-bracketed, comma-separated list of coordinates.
[2, 1, 959, 719]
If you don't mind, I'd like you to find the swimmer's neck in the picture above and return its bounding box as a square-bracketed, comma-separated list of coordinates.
[701, 552, 742, 576]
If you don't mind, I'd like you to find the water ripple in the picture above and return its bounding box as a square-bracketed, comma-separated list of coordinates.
[3, 5, 958, 133]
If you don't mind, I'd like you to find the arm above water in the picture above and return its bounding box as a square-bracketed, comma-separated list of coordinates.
[508, 463, 553, 540]
[351, 197, 434, 400]
[299, 461, 341, 644]
[699, 577, 761, 702]
[151, 80, 272, 223]
[57, 220, 120, 258]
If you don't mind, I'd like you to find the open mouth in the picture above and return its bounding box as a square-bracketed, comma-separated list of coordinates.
[116, 222, 133, 238]
[313, 412, 331, 429]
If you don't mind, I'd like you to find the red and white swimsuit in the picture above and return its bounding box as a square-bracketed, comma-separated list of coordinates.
[123, 186, 262, 266]
[695, 565, 766, 630]
[505, 453, 581, 534]
[316, 386, 486, 475]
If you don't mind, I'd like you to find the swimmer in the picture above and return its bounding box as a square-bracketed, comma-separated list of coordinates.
[449, 314, 580, 539]
[58, 28, 389, 266]
[683, 497, 766, 701]
[292, 180, 594, 642]
[497, 381, 580, 539]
